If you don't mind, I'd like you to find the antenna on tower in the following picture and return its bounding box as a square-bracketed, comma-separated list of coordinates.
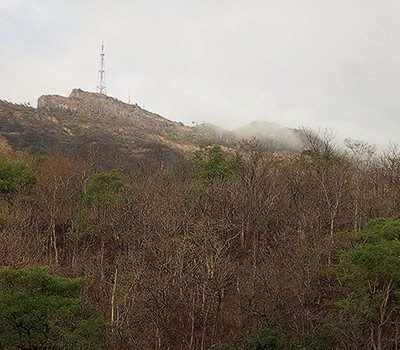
[96, 41, 107, 95]
[128, 88, 131, 104]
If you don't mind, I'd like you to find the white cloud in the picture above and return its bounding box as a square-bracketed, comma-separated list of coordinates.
[0, 0, 25, 11]
[1, 0, 400, 146]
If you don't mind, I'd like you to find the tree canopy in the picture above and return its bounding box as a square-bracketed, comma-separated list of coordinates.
[192, 145, 243, 180]
[330, 218, 400, 349]
[0, 266, 107, 350]
[69, 169, 124, 240]
[0, 155, 36, 193]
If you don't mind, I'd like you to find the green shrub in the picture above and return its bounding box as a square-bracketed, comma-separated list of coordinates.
[192, 145, 243, 181]
[0, 155, 36, 193]
[0, 266, 107, 349]
[244, 329, 285, 350]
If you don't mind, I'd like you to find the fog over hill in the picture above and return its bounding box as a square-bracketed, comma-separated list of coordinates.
[0, 89, 306, 161]
[0, 89, 308, 152]
[233, 121, 304, 151]
[2, 1, 400, 146]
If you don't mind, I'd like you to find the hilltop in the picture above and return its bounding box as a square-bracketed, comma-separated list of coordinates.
[0, 89, 305, 166]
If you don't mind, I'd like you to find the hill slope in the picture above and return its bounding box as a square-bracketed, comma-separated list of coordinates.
[1, 89, 305, 165]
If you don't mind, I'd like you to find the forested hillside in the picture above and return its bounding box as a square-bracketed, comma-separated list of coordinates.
[1, 124, 400, 349]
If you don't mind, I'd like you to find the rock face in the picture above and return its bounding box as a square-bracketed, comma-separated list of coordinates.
[39, 89, 144, 120]
[35, 89, 211, 162]
[38, 89, 172, 127]
[37, 89, 202, 147]
[37, 94, 70, 110]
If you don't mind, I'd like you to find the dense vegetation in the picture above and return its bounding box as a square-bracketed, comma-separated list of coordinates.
[0, 266, 106, 349]
[1, 134, 400, 349]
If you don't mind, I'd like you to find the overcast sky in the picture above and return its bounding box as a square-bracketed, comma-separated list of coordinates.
[1, 0, 400, 145]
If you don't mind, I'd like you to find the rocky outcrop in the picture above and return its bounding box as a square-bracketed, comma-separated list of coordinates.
[39, 89, 163, 122]
[37, 94, 71, 110]
[37, 89, 189, 137]
[35, 89, 204, 154]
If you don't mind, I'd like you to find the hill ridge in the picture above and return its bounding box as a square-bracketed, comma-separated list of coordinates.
[1, 89, 305, 164]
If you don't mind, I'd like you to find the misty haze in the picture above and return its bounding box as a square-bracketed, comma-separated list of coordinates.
[1, 1, 400, 350]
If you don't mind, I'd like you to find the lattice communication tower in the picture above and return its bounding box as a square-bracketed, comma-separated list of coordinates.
[96, 41, 106, 94]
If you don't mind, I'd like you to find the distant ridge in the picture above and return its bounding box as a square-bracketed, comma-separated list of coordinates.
[0, 89, 305, 166]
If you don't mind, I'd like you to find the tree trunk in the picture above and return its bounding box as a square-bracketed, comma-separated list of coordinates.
[110, 266, 118, 327]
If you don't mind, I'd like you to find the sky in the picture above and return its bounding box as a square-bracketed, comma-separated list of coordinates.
[1, 0, 400, 146]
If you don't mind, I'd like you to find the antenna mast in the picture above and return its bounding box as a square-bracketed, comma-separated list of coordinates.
[96, 41, 107, 94]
